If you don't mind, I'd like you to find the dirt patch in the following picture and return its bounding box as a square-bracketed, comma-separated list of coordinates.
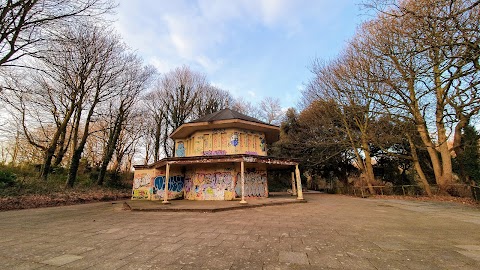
[370, 194, 479, 207]
[0, 189, 131, 211]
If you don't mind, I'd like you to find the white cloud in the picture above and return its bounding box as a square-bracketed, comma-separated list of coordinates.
[112, 0, 360, 109]
[114, 0, 337, 73]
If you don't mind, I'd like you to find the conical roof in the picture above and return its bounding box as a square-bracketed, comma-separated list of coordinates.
[189, 108, 270, 125]
[170, 108, 280, 144]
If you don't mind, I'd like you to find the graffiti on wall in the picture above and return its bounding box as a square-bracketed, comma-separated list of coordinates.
[184, 171, 235, 200]
[245, 151, 258, 155]
[260, 137, 266, 152]
[231, 133, 239, 147]
[132, 174, 152, 199]
[202, 150, 227, 156]
[176, 141, 185, 157]
[235, 171, 267, 197]
[153, 175, 185, 200]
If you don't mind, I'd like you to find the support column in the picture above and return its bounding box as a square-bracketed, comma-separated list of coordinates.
[162, 163, 171, 204]
[291, 171, 297, 196]
[295, 164, 304, 200]
[240, 161, 247, 204]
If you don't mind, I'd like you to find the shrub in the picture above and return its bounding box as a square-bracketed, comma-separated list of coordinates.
[0, 170, 17, 188]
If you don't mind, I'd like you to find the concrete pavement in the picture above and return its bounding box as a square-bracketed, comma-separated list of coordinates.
[125, 192, 306, 212]
[0, 194, 479, 269]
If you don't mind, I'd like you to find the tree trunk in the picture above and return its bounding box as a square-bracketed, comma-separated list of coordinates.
[53, 128, 69, 167]
[154, 122, 161, 162]
[66, 100, 96, 188]
[66, 148, 82, 188]
[40, 96, 77, 180]
[407, 134, 432, 196]
[361, 137, 376, 195]
[97, 112, 123, 185]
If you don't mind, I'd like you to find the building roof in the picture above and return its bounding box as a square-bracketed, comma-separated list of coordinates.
[133, 154, 299, 170]
[189, 108, 270, 126]
[170, 108, 280, 144]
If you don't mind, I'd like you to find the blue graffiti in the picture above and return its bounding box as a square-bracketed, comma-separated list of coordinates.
[154, 175, 185, 193]
[231, 133, 239, 147]
[176, 142, 186, 157]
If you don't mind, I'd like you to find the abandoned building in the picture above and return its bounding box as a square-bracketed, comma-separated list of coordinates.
[132, 108, 303, 203]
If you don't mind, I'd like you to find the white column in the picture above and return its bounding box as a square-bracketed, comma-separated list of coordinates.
[240, 161, 247, 204]
[291, 171, 297, 196]
[295, 164, 304, 200]
[162, 163, 171, 204]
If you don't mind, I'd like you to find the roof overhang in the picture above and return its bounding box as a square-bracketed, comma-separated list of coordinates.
[170, 119, 280, 144]
[134, 154, 299, 170]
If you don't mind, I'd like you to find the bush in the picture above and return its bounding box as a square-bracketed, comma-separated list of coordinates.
[0, 170, 17, 188]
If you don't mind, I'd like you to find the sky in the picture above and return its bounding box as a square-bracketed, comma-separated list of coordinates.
[112, 0, 366, 109]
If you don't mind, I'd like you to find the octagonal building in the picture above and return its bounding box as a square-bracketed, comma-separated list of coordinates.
[132, 109, 303, 203]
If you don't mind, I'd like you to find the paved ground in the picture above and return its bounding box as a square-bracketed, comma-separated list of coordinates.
[0, 194, 479, 270]
[125, 192, 306, 212]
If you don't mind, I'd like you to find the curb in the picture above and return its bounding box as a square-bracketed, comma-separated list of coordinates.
[125, 199, 307, 213]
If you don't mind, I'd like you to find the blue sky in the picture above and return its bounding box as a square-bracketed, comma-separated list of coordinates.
[113, 0, 366, 109]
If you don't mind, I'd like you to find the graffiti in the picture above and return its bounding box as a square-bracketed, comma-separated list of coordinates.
[132, 189, 150, 199]
[245, 151, 258, 155]
[132, 173, 152, 199]
[133, 174, 151, 189]
[153, 175, 185, 199]
[184, 171, 234, 200]
[176, 142, 185, 157]
[260, 137, 266, 152]
[231, 133, 239, 147]
[202, 150, 227, 156]
[235, 171, 267, 197]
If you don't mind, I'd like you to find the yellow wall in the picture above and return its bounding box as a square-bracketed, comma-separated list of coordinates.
[132, 167, 184, 200]
[132, 168, 156, 200]
[174, 128, 267, 157]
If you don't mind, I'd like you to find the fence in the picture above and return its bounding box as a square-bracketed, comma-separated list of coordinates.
[332, 184, 478, 200]
[472, 186, 480, 202]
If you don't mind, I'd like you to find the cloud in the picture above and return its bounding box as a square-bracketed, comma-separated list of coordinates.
[112, 0, 361, 108]
[114, 0, 329, 72]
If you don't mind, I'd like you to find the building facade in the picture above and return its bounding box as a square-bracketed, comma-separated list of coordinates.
[132, 109, 303, 203]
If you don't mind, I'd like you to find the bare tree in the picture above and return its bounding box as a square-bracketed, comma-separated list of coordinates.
[231, 97, 262, 120]
[359, 0, 480, 190]
[96, 55, 155, 185]
[0, 0, 115, 69]
[64, 25, 131, 188]
[259, 97, 284, 125]
[195, 85, 233, 118]
[144, 66, 208, 158]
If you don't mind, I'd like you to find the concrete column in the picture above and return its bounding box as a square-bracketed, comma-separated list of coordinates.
[295, 164, 304, 200]
[162, 163, 171, 204]
[240, 161, 247, 204]
[291, 171, 297, 196]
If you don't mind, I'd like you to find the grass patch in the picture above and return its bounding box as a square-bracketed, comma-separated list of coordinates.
[0, 164, 132, 211]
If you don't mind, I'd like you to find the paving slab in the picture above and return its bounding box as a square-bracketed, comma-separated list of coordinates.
[1, 194, 480, 269]
[125, 192, 306, 212]
[40, 254, 83, 266]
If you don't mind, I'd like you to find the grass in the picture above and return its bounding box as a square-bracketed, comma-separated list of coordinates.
[0, 164, 132, 211]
